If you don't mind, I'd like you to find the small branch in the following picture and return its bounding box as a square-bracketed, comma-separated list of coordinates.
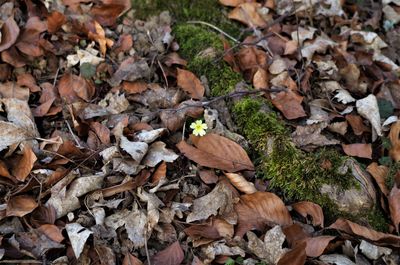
[187, 20, 240, 43]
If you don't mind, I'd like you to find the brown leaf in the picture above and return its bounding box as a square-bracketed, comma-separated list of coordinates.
[160, 100, 203, 131]
[199, 169, 218, 184]
[389, 121, 400, 162]
[113, 34, 133, 54]
[151, 161, 166, 186]
[219, 0, 249, 7]
[37, 224, 64, 243]
[366, 162, 390, 196]
[163, 52, 187, 67]
[6, 195, 38, 217]
[90, 122, 110, 145]
[0, 17, 20, 52]
[184, 218, 234, 240]
[300, 236, 335, 257]
[123, 253, 143, 265]
[329, 218, 400, 247]
[342, 143, 372, 159]
[15, 16, 47, 57]
[389, 185, 400, 233]
[17, 73, 40, 92]
[224, 172, 257, 194]
[277, 241, 306, 265]
[12, 145, 37, 182]
[235, 192, 292, 237]
[253, 67, 268, 89]
[191, 256, 205, 265]
[228, 3, 267, 27]
[291, 201, 324, 227]
[177, 68, 205, 100]
[91, 0, 131, 27]
[123, 81, 148, 94]
[108, 57, 150, 86]
[150, 241, 184, 265]
[177, 133, 254, 172]
[47, 11, 66, 33]
[345, 114, 369, 136]
[87, 20, 113, 56]
[58, 73, 94, 103]
[271, 90, 306, 120]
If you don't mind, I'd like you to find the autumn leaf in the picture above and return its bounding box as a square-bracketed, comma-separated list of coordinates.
[270, 90, 307, 120]
[58, 73, 95, 103]
[389, 185, 400, 233]
[6, 195, 38, 217]
[291, 201, 324, 227]
[12, 145, 37, 182]
[150, 241, 184, 265]
[87, 20, 114, 56]
[177, 68, 205, 99]
[277, 242, 306, 265]
[123, 253, 143, 265]
[177, 133, 254, 172]
[342, 143, 372, 159]
[224, 172, 257, 194]
[184, 218, 234, 239]
[300, 236, 336, 257]
[367, 162, 390, 196]
[47, 11, 67, 33]
[228, 3, 267, 27]
[0, 17, 20, 52]
[235, 192, 292, 237]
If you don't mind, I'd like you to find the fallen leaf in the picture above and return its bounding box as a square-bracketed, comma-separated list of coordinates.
[291, 201, 324, 227]
[87, 20, 113, 56]
[277, 242, 306, 265]
[366, 162, 390, 196]
[389, 185, 400, 232]
[123, 253, 143, 265]
[346, 114, 369, 136]
[253, 67, 269, 89]
[228, 3, 267, 27]
[177, 68, 205, 100]
[301, 236, 335, 257]
[177, 133, 254, 172]
[47, 11, 66, 33]
[58, 73, 94, 103]
[120, 136, 148, 162]
[150, 241, 184, 265]
[329, 219, 400, 247]
[12, 145, 37, 182]
[65, 223, 93, 259]
[142, 141, 179, 167]
[356, 94, 382, 139]
[160, 100, 204, 131]
[14, 229, 64, 258]
[122, 81, 148, 94]
[186, 181, 235, 223]
[235, 192, 292, 237]
[37, 224, 64, 243]
[292, 123, 340, 151]
[270, 90, 306, 120]
[319, 254, 356, 265]
[15, 16, 47, 57]
[185, 218, 234, 239]
[0, 17, 20, 52]
[6, 195, 38, 217]
[389, 121, 400, 162]
[91, 0, 131, 26]
[359, 240, 392, 260]
[342, 143, 372, 159]
[219, 0, 248, 7]
[0, 82, 29, 101]
[301, 35, 337, 61]
[198, 170, 218, 184]
[16, 73, 40, 92]
[108, 57, 150, 86]
[224, 172, 257, 194]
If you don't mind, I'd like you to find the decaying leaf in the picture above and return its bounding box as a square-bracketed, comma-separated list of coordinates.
[270, 90, 307, 120]
[366, 163, 390, 196]
[224, 172, 257, 194]
[123, 253, 143, 265]
[185, 218, 234, 239]
[65, 223, 93, 259]
[186, 181, 236, 223]
[108, 57, 150, 86]
[6, 195, 38, 217]
[228, 2, 267, 27]
[177, 134, 254, 172]
[291, 201, 324, 227]
[356, 95, 382, 139]
[0, 17, 20, 52]
[142, 141, 179, 167]
[389, 185, 400, 232]
[150, 241, 184, 265]
[342, 143, 372, 159]
[235, 192, 292, 237]
[12, 145, 37, 182]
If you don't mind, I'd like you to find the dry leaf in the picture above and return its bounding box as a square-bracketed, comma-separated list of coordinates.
[277, 242, 306, 265]
[292, 123, 340, 151]
[12, 145, 37, 182]
[58, 73, 94, 103]
[198, 170, 218, 184]
[122, 81, 148, 94]
[342, 143, 372, 159]
[142, 141, 179, 167]
[235, 192, 292, 237]
[270, 90, 306, 120]
[65, 223, 93, 259]
[6, 195, 38, 217]
[177, 133, 254, 172]
[228, 3, 267, 27]
[150, 241, 184, 265]
[16, 73, 40, 92]
[329, 219, 400, 247]
[219, 0, 248, 7]
[186, 181, 235, 223]
[108, 57, 150, 86]
[301, 236, 335, 257]
[0, 82, 29, 101]
[123, 253, 143, 265]
[356, 95, 382, 138]
[47, 11, 66, 33]
[0, 17, 20, 52]
[366, 162, 390, 196]
[389, 185, 400, 232]
[37, 224, 64, 243]
[253, 67, 268, 89]
[224, 172, 257, 194]
[346, 114, 369, 136]
[185, 218, 234, 239]
[389, 121, 400, 162]
[177, 68, 205, 99]
[291, 201, 324, 227]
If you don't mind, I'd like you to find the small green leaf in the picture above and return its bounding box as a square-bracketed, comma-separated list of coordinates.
[224, 258, 235, 265]
[80, 63, 97, 78]
[378, 99, 394, 119]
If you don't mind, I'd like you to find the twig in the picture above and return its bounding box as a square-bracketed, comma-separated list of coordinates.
[65, 120, 82, 148]
[187, 20, 240, 43]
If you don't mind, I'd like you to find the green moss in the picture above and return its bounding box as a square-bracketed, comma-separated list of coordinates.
[131, 0, 241, 36]
[174, 24, 242, 96]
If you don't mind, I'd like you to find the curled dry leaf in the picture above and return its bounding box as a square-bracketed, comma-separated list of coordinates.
[342, 143, 372, 159]
[291, 201, 324, 227]
[366, 162, 390, 196]
[37, 224, 64, 243]
[235, 192, 292, 237]
[219, 0, 249, 7]
[58, 73, 94, 103]
[300, 236, 336, 257]
[12, 145, 37, 182]
[47, 11, 66, 33]
[277, 241, 306, 265]
[356, 94, 382, 138]
[345, 114, 369, 136]
[160, 100, 204, 132]
[329, 219, 400, 247]
[108, 57, 150, 86]
[6, 195, 38, 217]
[150, 241, 184, 265]
[270, 90, 307, 120]
[177, 133, 254, 172]
[0, 17, 20, 52]
[65, 223, 93, 259]
[224, 173, 257, 194]
[185, 218, 234, 240]
[389, 185, 400, 233]
[177, 68, 205, 100]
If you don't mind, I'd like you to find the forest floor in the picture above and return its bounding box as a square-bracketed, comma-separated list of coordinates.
[0, 0, 400, 264]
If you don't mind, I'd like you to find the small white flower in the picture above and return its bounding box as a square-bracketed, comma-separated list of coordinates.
[190, 120, 208, 136]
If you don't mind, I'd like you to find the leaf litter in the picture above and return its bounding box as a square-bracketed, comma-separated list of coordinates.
[0, 0, 399, 264]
